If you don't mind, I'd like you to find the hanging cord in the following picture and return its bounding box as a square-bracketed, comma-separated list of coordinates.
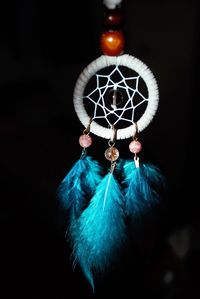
[104, 0, 122, 9]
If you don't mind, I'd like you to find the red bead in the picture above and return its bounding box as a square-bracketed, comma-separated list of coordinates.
[104, 9, 124, 29]
[100, 30, 125, 56]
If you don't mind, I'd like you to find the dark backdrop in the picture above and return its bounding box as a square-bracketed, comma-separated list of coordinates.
[1, 0, 200, 298]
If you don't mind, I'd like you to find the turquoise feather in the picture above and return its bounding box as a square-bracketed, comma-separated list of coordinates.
[57, 155, 103, 219]
[56, 155, 104, 269]
[72, 172, 127, 292]
[121, 159, 166, 219]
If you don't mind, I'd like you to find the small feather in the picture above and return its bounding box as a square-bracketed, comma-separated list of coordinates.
[57, 156, 103, 219]
[56, 155, 104, 267]
[121, 159, 166, 219]
[72, 172, 127, 291]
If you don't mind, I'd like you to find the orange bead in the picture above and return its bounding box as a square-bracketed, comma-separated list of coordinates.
[100, 30, 125, 56]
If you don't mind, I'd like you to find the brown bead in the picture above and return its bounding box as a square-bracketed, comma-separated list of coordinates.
[104, 9, 124, 29]
[100, 30, 125, 56]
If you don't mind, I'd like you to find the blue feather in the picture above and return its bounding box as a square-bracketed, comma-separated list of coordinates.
[57, 156, 103, 219]
[72, 172, 127, 292]
[57, 155, 105, 287]
[121, 159, 166, 219]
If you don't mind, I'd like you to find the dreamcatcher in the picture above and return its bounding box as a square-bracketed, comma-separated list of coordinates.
[57, 0, 166, 292]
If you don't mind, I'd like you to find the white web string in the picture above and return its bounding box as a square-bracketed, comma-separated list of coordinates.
[84, 65, 147, 128]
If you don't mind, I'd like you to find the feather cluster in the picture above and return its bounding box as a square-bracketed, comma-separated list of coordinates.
[57, 155, 166, 292]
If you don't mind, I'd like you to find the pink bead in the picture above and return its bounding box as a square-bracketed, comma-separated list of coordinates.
[129, 140, 142, 154]
[79, 134, 92, 148]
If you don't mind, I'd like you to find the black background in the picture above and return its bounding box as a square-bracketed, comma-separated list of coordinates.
[1, 0, 200, 298]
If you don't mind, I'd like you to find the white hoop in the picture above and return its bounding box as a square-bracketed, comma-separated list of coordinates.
[73, 54, 159, 140]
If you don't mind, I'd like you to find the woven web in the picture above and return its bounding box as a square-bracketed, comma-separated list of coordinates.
[84, 65, 148, 128]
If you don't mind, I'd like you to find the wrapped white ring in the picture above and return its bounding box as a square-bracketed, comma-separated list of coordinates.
[73, 54, 159, 140]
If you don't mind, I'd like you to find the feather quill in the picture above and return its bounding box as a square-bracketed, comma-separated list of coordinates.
[72, 172, 127, 291]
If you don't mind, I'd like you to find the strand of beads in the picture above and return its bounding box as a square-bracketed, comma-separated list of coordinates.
[100, 0, 125, 56]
